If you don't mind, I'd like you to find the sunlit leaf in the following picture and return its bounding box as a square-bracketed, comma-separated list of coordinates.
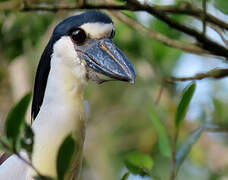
[5, 92, 32, 148]
[57, 134, 75, 180]
[175, 127, 204, 172]
[148, 109, 171, 158]
[121, 172, 130, 180]
[214, 0, 228, 14]
[175, 82, 196, 128]
[124, 151, 153, 176]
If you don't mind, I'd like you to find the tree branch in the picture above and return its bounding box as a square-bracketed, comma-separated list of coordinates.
[126, 0, 228, 59]
[20, 0, 228, 59]
[209, 24, 228, 48]
[21, 3, 127, 11]
[153, 2, 228, 31]
[166, 68, 228, 82]
[202, 0, 207, 35]
[204, 123, 228, 133]
[110, 11, 209, 56]
[1, 0, 228, 59]
[18, 1, 228, 31]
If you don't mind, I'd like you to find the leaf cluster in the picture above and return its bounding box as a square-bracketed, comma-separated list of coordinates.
[122, 82, 201, 180]
[0, 93, 76, 180]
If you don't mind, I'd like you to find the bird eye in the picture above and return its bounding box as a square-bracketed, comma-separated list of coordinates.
[110, 29, 115, 39]
[69, 28, 87, 45]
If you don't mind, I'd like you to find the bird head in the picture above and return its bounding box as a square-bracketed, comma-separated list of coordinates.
[32, 10, 136, 119]
[52, 10, 136, 84]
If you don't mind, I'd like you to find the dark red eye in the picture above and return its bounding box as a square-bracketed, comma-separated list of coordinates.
[69, 28, 87, 45]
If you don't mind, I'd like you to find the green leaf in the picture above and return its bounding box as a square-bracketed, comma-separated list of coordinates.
[148, 109, 171, 158]
[214, 0, 228, 14]
[5, 92, 32, 148]
[175, 82, 196, 128]
[121, 172, 130, 180]
[124, 151, 153, 176]
[57, 134, 75, 180]
[20, 124, 34, 159]
[175, 127, 204, 172]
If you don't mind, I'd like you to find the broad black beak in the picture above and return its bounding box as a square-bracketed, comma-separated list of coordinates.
[77, 39, 136, 83]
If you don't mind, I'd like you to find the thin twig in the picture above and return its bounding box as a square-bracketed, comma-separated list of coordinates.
[166, 68, 228, 82]
[155, 83, 164, 105]
[0, 140, 45, 179]
[204, 125, 228, 133]
[15, 152, 50, 180]
[15, 153, 43, 177]
[209, 24, 228, 48]
[170, 129, 179, 180]
[126, 0, 228, 58]
[21, 4, 127, 11]
[154, 2, 228, 31]
[202, 0, 207, 35]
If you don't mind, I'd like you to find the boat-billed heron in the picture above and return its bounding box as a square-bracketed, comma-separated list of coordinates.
[0, 10, 135, 180]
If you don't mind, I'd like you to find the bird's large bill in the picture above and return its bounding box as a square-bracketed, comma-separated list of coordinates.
[75, 38, 136, 83]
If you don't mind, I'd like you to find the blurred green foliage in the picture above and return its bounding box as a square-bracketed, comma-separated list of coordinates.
[0, 94, 76, 180]
[214, 0, 228, 14]
[148, 108, 171, 158]
[0, 12, 54, 61]
[0, 0, 228, 180]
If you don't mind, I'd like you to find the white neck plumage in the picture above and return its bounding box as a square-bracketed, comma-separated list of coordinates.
[30, 36, 88, 179]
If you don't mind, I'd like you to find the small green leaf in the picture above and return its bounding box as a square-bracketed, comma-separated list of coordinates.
[175, 127, 204, 172]
[148, 109, 171, 158]
[175, 82, 196, 128]
[121, 172, 130, 180]
[214, 0, 228, 14]
[57, 134, 75, 180]
[124, 151, 153, 176]
[5, 92, 32, 148]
